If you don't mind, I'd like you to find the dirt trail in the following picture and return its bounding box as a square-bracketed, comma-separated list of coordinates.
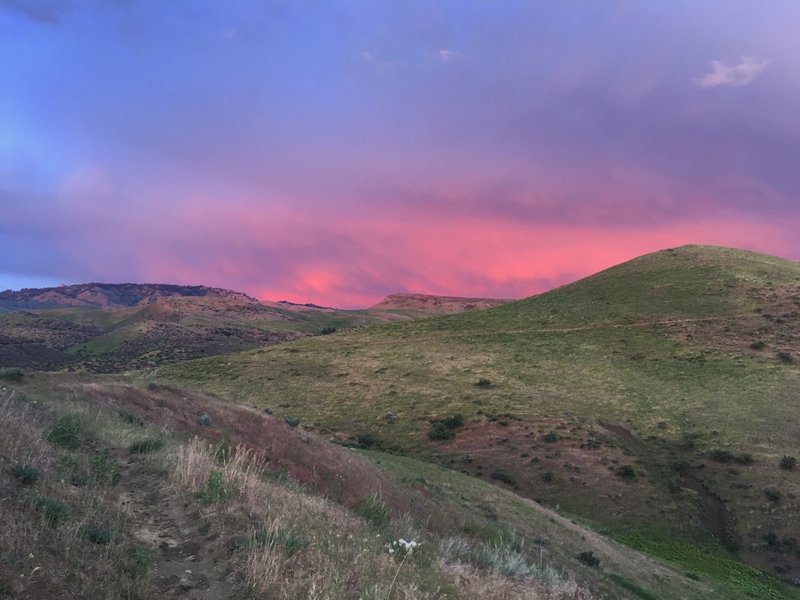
[117, 456, 239, 599]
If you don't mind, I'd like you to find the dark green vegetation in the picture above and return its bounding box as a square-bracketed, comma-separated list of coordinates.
[161, 245, 800, 595]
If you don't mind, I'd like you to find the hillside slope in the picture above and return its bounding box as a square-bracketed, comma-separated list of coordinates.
[0, 374, 725, 599]
[162, 245, 800, 593]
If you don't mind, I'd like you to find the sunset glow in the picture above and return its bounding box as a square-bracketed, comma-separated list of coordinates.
[2, 2, 799, 307]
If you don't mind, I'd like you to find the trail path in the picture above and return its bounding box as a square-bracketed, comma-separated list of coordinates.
[117, 456, 240, 599]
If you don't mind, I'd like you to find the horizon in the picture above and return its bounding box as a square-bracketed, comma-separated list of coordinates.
[3, 2, 799, 308]
[3, 243, 796, 311]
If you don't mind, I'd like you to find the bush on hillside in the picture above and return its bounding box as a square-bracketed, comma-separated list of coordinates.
[0, 367, 24, 381]
[428, 414, 465, 441]
[616, 465, 636, 481]
[11, 463, 38, 484]
[780, 455, 797, 470]
[577, 551, 600, 568]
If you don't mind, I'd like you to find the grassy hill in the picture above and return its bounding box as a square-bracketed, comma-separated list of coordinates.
[161, 245, 800, 595]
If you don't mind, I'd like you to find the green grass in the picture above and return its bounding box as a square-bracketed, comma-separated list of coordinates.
[46, 414, 84, 449]
[617, 530, 795, 599]
[128, 436, 165, 454]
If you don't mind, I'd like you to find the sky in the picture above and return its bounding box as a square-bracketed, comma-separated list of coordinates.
[2, 1, 799, 308]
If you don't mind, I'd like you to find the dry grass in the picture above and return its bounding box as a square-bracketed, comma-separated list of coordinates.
[0, 390, 147, 599]
[166, 436, 602, 599]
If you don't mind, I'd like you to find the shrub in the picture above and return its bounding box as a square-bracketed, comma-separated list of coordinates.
[125, 547, 153, 576]
[33, 496, 70, 527]
[320, 326, 337, 335]
[355, 432, 382, 448]
[119, 410, 144, 426]
[11, 463, 38, 485]
[542, 471, 554, 482]
[780, 455, 797, 470]
[128, 436, 165, 454]
[46, 414, 82, 449]
[577, 551, 600, 568]
[543, 431, 559, 443]
[709, 449, 734, 463]
[91, 451, 121, 485]
[197, 470, 234, 504]
[616, 465, 636, 481]
[764, 488, 781, 503]
[749, 341, 765, 350]
[83, 524, 113, 545]
[146, 380, 161, 390]
[0, 367, 24, 381]
[672, 460, 690, 474]
[196, 413, 213, 427]
[475, 378, 492, 388]
[428, 414, 464, 441]
[776, 351, 793, 364]
[354, 494, 390, 528]
[284, 415, 300, 427]
[490, 470, 516, 486]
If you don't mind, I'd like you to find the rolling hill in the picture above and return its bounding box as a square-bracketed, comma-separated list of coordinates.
[160, 245, 800, 594]
[0, 283, 506, 373]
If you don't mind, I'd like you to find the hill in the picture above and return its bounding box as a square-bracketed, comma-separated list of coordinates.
[371, 293, 511, 316]
[0, 373, 724, 599]
[161, 245, 800, 595]
[0, 284, 507, 373]
[0, 282, 258, 311]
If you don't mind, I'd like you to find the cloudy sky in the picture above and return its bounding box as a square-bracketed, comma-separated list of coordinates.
[2, 1, 798, 307]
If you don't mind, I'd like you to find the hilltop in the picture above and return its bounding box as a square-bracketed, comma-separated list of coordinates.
[161, 245, 800, 595]
[0, 282, 258, 311]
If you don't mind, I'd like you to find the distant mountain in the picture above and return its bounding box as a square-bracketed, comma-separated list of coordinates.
[371, 293, 511, 314]
[0, 283, 510, 373]
[0, 282, 257, 311]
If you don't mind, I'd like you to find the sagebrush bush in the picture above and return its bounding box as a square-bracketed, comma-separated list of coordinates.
[11, 463, 38, 484]
[428, 414, 464, 441]
[616, 465, 636, 481]
[780, 455, 797, 470]
[0, 367, 24, 381]
[577, 551, 600, 568]
[32, 495, 70, 527]
[83, 524, 113, 545]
